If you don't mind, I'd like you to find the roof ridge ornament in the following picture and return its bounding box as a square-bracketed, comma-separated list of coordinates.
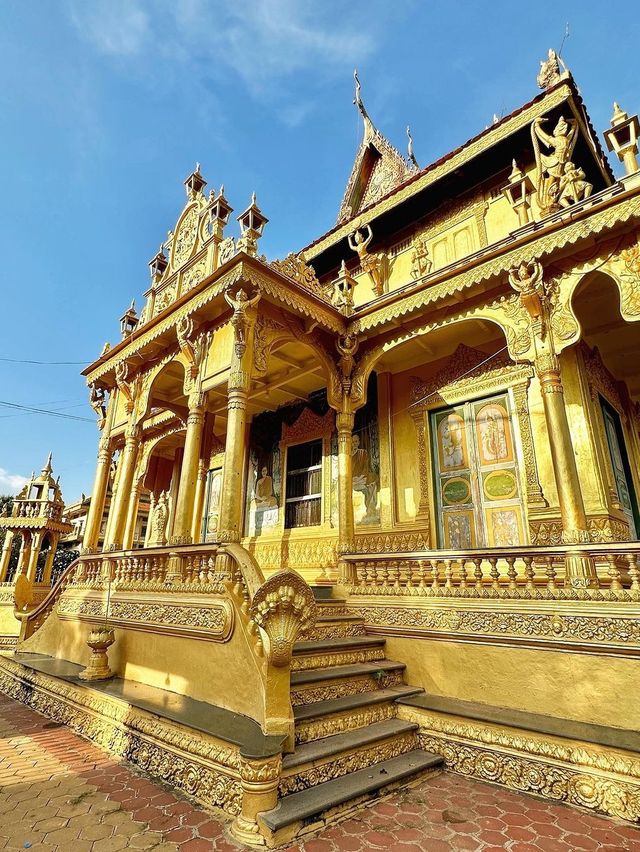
[536, 48, 571, 91]
[406, 126, 419, 170]
[353, 69, 374, 139]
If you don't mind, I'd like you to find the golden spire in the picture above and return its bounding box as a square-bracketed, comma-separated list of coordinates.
[611, 102, 628, 125]
[353, 69, 374, 140]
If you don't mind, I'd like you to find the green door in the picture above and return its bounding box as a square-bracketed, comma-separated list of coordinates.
[601, 398, 639, 539]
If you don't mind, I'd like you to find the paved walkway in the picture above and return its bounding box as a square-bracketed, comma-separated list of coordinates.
[0, 693, 638, 851]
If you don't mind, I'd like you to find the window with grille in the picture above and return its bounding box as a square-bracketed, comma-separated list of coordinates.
[284, 439, 322, 528]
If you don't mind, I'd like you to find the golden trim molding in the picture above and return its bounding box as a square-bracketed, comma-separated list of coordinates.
[57, 591, 234, 642]
[399, 705, 640, 823]
[350, 600, 640, 656]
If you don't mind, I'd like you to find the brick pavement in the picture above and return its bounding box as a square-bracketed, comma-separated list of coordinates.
[0, 692, 639, 850]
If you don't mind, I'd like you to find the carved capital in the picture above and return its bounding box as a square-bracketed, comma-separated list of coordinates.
[176, 315, 199, 380]
[250, 570, 317, 667]
[115, 362, 135, 415]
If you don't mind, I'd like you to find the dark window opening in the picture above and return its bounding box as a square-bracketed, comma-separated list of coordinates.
[284, 439, 322, 528]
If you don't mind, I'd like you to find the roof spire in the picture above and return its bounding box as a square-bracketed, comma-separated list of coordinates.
[353, 69, 374, 139]
[41, 452, 53, 479]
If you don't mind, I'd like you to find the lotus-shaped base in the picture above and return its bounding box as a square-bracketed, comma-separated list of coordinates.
[79, 626, 115, 681]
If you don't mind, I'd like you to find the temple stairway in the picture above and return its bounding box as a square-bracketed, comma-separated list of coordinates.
[261, 590, 443, 840]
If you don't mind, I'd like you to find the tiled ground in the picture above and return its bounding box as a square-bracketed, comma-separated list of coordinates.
[0, 694, 639, 851]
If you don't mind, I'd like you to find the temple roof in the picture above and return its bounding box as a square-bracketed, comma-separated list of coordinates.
[336, 71, 419, 225]
[305, 67, 614, 268]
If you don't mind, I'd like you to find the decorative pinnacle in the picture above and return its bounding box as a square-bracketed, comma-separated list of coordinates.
[611, 102, 628, 125]
[251, 191, 257, 206]
[509, 159, 524, 180]
[195, 161, 201, 173]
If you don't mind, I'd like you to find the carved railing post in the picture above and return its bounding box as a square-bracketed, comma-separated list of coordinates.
[250, 570, 317, 751]
[231, 756, 282, 846]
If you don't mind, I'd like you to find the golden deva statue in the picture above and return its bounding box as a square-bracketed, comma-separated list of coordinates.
[348, 225, 384, 296]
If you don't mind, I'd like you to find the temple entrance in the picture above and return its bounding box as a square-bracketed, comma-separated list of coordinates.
[601, 397, 639, 537]
[431, 392, 526, 548]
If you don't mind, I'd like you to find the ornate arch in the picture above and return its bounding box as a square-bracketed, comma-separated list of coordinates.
[253, 312, 343, 408]
[134, 425, 187, 486]
[135, 353, 185, 424]
[351, 309, 524, 411]
[548, 235, 640, 354]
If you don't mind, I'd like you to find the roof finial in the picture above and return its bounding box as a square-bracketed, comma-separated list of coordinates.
[406, 126, 419, 169]
[353, 68, 374, 137]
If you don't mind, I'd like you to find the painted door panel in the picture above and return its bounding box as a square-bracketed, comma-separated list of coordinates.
[432, 393, 525, 548]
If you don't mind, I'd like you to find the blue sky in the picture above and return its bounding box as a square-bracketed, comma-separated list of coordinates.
[0, 1, 638, 502]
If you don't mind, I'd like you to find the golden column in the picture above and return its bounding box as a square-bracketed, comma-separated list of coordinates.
[172, 392, 206, 545]
[336, 409, 356, 579]
[82, 389, 115, 553]
[191, 457, 208, 543]
[123, 480, 142, 550]
[509, 261, 596, 587]
[104, 423, 141, 551]
[218, 287, 260, 543]
[0, 530, 15, 582]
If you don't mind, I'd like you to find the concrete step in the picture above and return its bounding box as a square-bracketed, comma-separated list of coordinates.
[302, 619, 367, 641]
[280, 719, 420, 796]
[293, 686, 423, 723]
[261, 750, 443, 837]
[291, 636, 386, 672]
[290, 661, 406, 706]
[283, 718, 419, 771]
[294, 686, 423, 745]
[291, 660, 406, 686]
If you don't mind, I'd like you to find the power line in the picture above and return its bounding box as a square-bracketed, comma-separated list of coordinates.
[0, 400, 93, 423]
[0, 357, 89, 365]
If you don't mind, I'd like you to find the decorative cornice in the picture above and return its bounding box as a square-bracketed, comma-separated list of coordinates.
[84, 256, 345, 385]
[349, 189, 640, 334]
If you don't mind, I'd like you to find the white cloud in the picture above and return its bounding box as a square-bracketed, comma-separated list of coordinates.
[0, 468, 28, 495]
[68, 0, 150, 56]
[68, 0, 377, 107]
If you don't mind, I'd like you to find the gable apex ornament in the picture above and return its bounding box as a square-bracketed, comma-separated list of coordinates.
[337, 70, 418, 224]
[536, 48, 571, 91]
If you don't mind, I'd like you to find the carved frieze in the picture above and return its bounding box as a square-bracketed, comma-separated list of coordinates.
[57, 593, 233, 641]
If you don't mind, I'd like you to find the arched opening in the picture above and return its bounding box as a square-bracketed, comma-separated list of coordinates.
[35, 533, 51, 583]
[5, 533, 22, 583]
[372, 318, 529, 548]
[571, 271, 640, 537]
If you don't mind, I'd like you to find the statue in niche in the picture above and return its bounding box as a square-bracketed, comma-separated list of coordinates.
[255, 466, 278, 510]
[410, 234, 432, 281]
[148, 491, 169, 546]
[351, 434, 378, 521]
[348, 224, 384, 296]
[531, 115, 579, 214]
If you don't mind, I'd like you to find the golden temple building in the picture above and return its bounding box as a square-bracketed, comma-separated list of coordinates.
[2, 52, 640, 845]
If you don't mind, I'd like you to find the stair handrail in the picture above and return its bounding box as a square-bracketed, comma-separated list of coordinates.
[15, 556, 82, 640]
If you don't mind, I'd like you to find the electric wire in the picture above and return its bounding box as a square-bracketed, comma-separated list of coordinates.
[0, 400, 93, 423]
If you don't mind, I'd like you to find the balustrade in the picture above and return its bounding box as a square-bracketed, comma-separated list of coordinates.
[12, 500, 63, 521]
[344, 542, 640, 601]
